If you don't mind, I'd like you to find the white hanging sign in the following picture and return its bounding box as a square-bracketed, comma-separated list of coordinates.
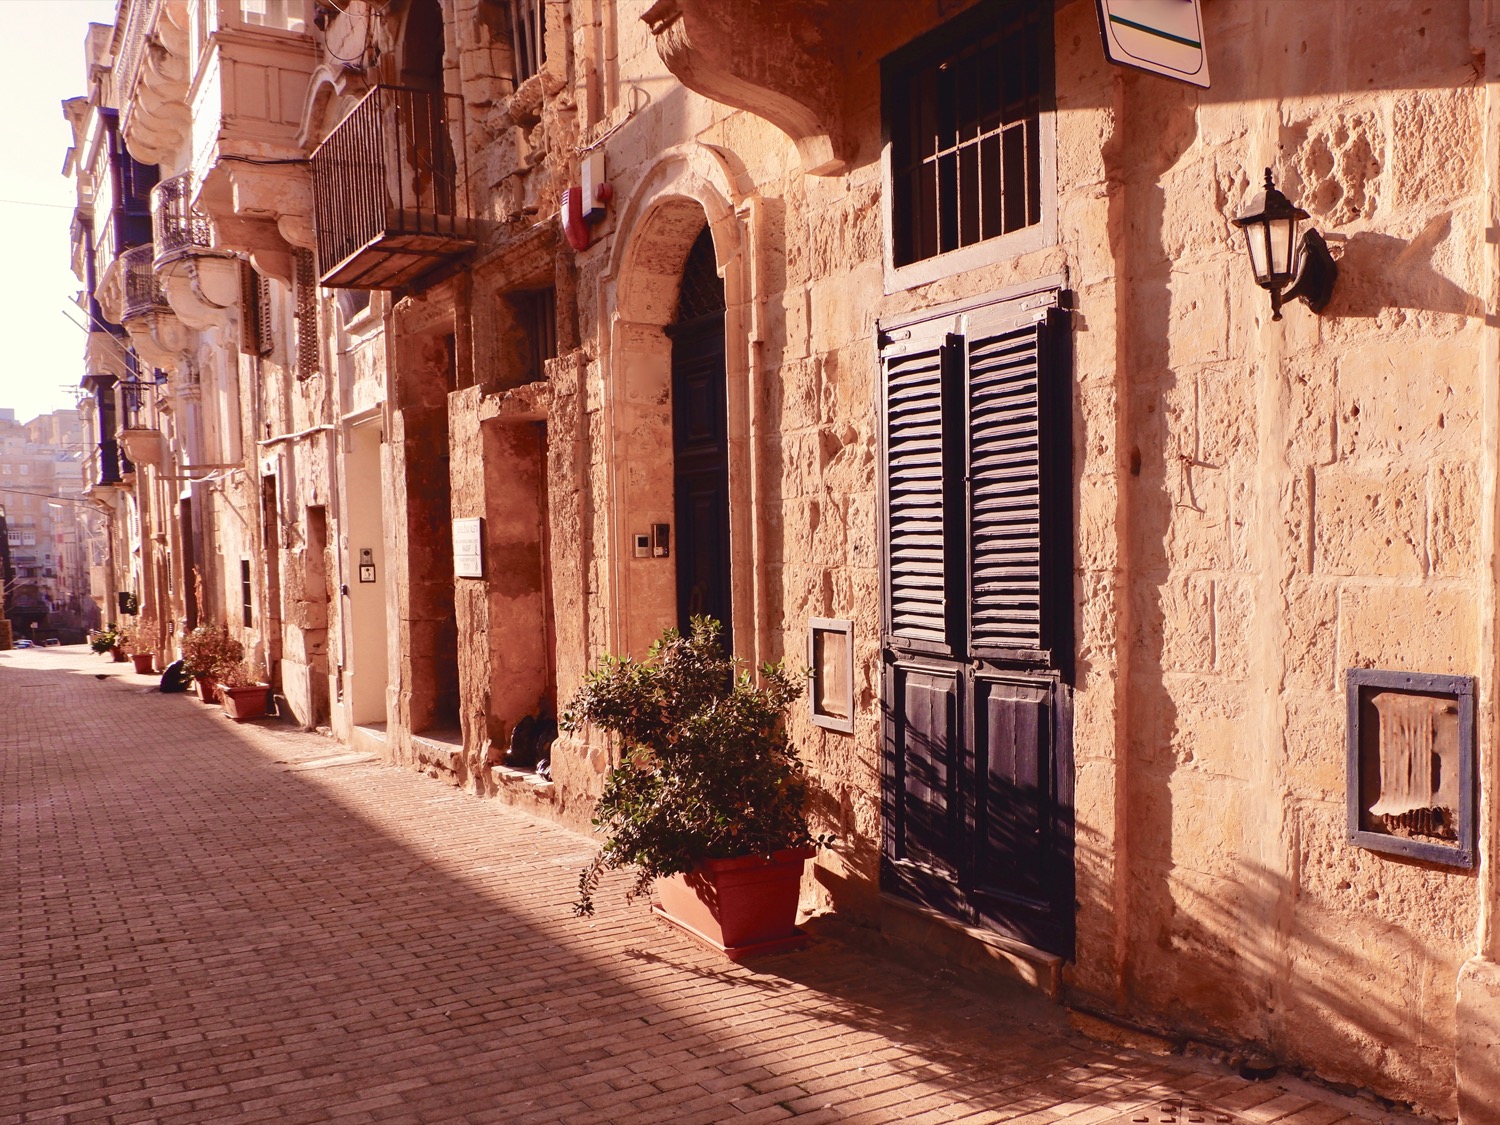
[1096, 0, 1210, 88]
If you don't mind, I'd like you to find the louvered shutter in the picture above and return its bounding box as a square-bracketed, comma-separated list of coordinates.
[882, 329, 957, 650]
[966, 317, 1046, 652]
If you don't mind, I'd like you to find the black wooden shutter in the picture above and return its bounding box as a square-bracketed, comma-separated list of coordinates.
[882, 329, 957, 650]
[966, 315, 1046, 653]
[882, 295, 1068, 669]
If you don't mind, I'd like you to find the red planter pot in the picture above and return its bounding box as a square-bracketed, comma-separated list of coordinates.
[652, 847, 814, 961]
[110, 646, 126, 663]
[130, 653, 155, 675]
[220, 684, 271, 722]
[195, 675, 219, 704]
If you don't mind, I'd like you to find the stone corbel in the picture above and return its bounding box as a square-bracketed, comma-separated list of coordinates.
[123, 310, 190, 372]
[197, 161, 313, 285]
[641, 0, 848, 176]
[161, 256, 241, 331]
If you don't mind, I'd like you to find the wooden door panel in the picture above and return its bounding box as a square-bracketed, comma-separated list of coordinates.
[885, 664, 960, 875]
[671, 312, 731, 649]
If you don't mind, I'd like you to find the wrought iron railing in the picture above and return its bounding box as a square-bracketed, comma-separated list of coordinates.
[311, 85, 470, 287]
[114, 0, 161, 124]
[151, 172, 214, 267]
[120, 244, 168, 321]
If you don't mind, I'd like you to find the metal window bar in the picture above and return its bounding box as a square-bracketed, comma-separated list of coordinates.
[310, 85, 470, 287]
[510, 0, 546, 83]
[891, 6, 1042, 266]
[120, 244, 168, 321]
[151, 172, 214, 267]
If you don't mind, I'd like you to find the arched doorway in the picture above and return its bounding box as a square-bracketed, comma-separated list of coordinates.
[667, 226, 731, 652]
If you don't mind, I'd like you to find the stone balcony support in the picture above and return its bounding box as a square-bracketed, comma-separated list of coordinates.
[119, 0, 194, 166]
[640, 0, 849, 176]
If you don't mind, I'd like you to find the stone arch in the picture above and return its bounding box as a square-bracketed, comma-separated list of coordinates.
[296, 67, 364, 152]
[602, 149, 763, 665]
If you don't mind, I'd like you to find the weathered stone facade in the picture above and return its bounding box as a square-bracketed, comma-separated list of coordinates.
[66, 0, 1500, 1117]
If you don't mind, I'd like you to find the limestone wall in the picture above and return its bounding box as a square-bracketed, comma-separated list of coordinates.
[561, 0, 1493, 1114]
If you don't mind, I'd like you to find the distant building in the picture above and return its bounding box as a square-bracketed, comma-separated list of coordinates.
[0, 407, 96, 642]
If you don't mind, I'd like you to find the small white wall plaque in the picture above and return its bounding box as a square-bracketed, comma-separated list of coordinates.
[1095, 0, 1210, 89]
[452, 518, 484, 578]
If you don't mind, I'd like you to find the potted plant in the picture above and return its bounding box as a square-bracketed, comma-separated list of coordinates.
[117, 621, 154, 674]
[565, 616, 830, 960]
[218, 661, 272, 722]
[180, 622, 243, 704]
[89, 624, 125, 661]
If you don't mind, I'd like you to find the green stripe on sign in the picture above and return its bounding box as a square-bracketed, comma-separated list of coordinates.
[1108, 13, 1201, 49]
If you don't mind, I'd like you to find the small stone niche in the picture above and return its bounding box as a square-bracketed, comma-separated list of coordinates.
[1346, 669, 1475, 868]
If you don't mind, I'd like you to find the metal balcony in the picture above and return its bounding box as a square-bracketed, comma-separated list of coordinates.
[120, 245, 169, 322]
[151, 172, 214, 269]
[311, 85, 474, 290]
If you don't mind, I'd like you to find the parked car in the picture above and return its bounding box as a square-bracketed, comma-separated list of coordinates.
[13, 639, 34, 648]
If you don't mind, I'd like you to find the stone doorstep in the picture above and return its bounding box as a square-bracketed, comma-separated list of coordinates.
[875, 892, 1064, 999]
[488, 764, 557, 803]
[412, 730, 464, 773]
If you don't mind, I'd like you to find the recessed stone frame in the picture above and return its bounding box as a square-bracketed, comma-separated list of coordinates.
[600, 149, 765, 665]
[808, 617, 854, 735]
[1346, 668, 1476, 869]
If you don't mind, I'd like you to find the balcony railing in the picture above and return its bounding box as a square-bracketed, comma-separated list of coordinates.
[120, 244, 169, 321]
[311, 85, 474, 289]
[151, 172, 214, 268]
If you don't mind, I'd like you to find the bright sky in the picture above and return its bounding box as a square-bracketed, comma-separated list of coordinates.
[0, 0, 120, 426]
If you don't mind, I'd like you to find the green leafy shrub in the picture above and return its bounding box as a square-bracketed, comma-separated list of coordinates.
[89, 624, 120, 654]
[180, 622, 244, 680]
[563, 616, 827, 916]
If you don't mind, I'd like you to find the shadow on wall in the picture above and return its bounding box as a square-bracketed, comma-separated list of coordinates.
[1326, 218, 1486, 321]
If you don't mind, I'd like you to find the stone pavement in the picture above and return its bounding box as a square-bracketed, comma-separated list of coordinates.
[1, 647, 1431, 1125]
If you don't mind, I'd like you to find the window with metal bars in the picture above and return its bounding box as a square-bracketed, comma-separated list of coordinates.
[293, 249, 320, 378]
[509, 0, 546, 84]
[884, 0, 1049, 268]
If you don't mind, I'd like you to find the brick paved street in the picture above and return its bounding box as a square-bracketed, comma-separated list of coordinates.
[1, 647, 1430, 1124]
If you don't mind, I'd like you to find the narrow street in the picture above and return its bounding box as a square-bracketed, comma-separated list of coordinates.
[1, 647, 1423, 1125]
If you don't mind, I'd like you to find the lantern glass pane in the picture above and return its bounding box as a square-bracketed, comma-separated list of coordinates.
[1269, 216, 1297, 277]
[1244, 224, 1270, 282]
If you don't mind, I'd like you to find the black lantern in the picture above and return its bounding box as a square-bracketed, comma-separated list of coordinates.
[1232, 168, 1338, 321]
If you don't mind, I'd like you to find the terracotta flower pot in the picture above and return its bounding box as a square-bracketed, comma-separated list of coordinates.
[110, 645, 126, 663]
[220, 683, 271, 722]
[652, 847, 814, 961]
[130, 652, 155, 675]
[195, 675, 218, 703]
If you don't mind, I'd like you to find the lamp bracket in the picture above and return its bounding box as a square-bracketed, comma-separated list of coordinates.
[1283, 228, 1338, 315]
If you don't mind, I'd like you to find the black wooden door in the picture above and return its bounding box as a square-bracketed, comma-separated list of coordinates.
[670, 312, 732, 652]
[880, 294, 1074, 958]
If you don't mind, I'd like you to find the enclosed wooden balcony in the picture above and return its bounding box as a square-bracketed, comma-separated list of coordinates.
[311, 86, 474, 290]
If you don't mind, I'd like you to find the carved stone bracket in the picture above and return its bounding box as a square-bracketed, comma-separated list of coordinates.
[641, 0, 848, 176]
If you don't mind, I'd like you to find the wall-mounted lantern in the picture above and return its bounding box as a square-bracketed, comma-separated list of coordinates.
[1231, 168, 1338, 321]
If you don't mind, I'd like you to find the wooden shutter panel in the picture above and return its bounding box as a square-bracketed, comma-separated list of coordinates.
[882, 331, 955, 649]
[967, 319, 1044, 650]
